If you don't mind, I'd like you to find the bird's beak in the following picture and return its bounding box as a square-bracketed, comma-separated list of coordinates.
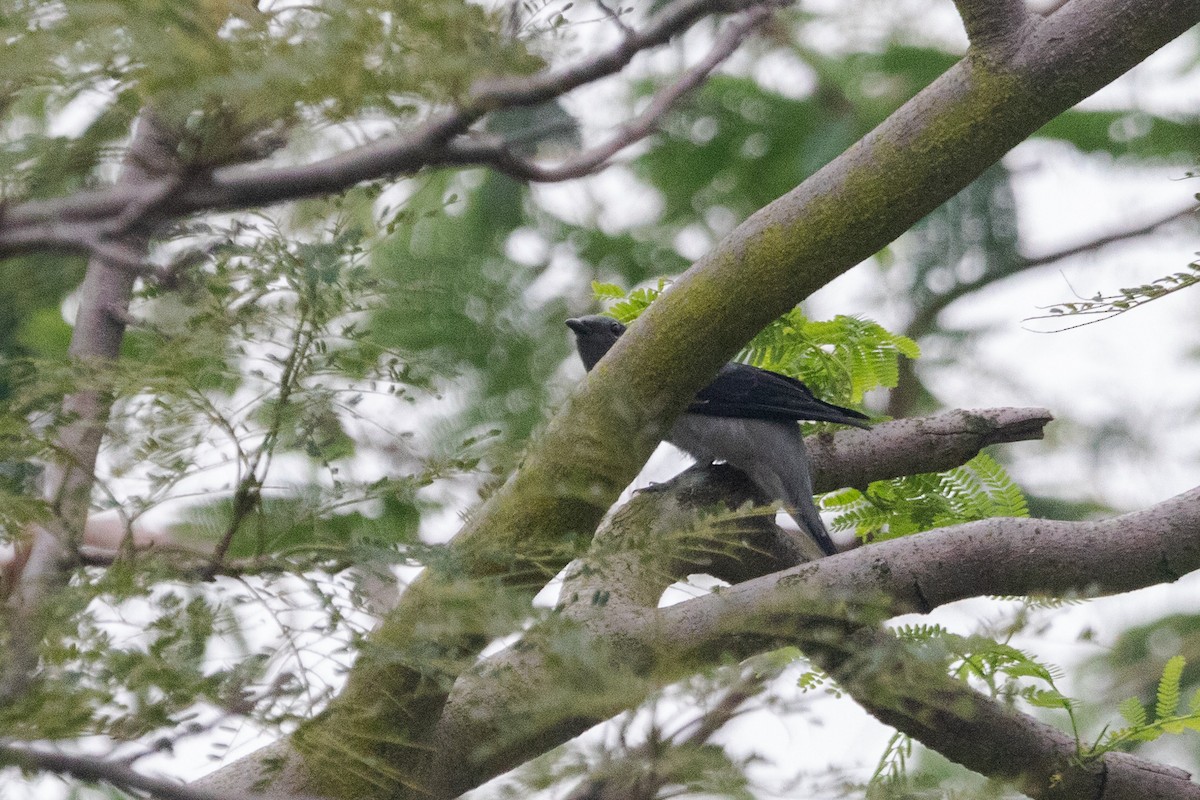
[565, 318, 587, 335]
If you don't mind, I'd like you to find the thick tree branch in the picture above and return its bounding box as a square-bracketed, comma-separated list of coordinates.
[426, 480, 1200, 798]
[418, 408, 1051, 796]
[809, 406, 1052, 491]
[195, 405, 1052, 797]
[805, 626, 1196, 800]
[668, 483, 1200, 628]
[556, 406, 1054, 609]
[649, 484, 1200, 798]
[439, 0, 1198, 595]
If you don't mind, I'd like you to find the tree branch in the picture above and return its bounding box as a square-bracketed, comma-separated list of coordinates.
[426, 480, 1200, 798]
[195, 405, 1052, 797]
[804, 625, 1196, 800]
[0, 112, 182, 702]
[556, 406, 1054, 612]
[908, 200, 1200, 344]
[0, 0, 777, 260]
[423, 0, 1197, 602]
[952, 0, 1030, 55]
[442, 5, 775, 182]
[809, 406, 1052, 491]
[0, 741, 326, 800]
[198, 2, 1200, 795]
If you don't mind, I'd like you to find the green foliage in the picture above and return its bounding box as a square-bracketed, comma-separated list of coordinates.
[90, 216, 445, 555]
[1082, 613, 1200, 708]
[870, 731, 914, 795]
[634, 74, 868, 225]
[496, 667, 762, 800]
[743, 310, 919, 407]
[1090, 656, 1200, 756]
[575, 230, 691, 287]
[0, 0, 541, 198]
[896, 626, 1073, 714]
[587, 281, 1027, 552]
[901, 164, 1021, 326]
[1, 3, 1194, 796]
[371, 170, 572, 463]
[592, 279, 670, 323]
[0, 579, 292, 742]
[0, 251, 88, 407]
[592, 280, 917, 409]
[867, 626, 1079, 794]
[825, 453, 1028, 542]
[0, 208, 486, 748]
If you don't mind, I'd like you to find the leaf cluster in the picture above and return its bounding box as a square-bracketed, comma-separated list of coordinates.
[825, 453, 1028, 542]
[1092, 655, 1200, 756]
[0, 0, 542, 198]
[592, 280, 918, 409]
[0, 211, 493, 745]
[868, 625, 1077, 794]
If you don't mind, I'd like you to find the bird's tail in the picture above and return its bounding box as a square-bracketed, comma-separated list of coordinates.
[745, 424, 838, 559]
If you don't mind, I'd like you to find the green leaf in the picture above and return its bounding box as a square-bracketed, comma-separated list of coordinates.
[590, 281, 627, 299]
[1156, 656, 1186, 720]
[1024, 688, 1072, 710]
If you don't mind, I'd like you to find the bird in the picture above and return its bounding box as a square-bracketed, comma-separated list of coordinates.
[565, 314, 871, 559]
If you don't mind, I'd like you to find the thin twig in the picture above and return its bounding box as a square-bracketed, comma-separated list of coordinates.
[596, 0, 635, 36]
[903, 201, 1199, 341]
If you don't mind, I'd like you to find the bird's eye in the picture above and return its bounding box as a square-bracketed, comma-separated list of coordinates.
[609, 320, 622, 333]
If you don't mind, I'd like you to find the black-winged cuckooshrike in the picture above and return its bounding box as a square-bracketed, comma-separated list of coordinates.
[566, 315, 870, 559]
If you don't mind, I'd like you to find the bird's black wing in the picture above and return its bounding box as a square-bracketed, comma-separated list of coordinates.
[687, 363, 871, 428]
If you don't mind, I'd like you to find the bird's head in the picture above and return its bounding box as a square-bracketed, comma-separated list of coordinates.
[565, 315, 626, 371]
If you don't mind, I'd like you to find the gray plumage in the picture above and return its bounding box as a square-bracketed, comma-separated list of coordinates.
[565, 315, 870, 559]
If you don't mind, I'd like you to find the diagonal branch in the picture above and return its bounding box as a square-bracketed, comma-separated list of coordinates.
[806, 625, 1196, 800]
[428, 0, 1198, 599]
[1020, 202, 1199, 270]
[905, 201, 1200, 344]
[442, 5, 775, 182]
[194, 405, 1053, 797]
[196, 3, 1200, 796]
